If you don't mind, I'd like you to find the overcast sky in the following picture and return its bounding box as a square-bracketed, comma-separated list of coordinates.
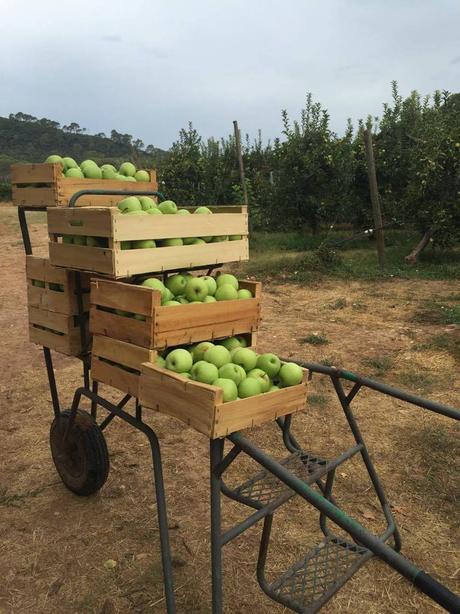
[1, 0, 459, 149]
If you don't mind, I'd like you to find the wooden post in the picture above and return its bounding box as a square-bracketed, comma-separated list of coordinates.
[363, 129, 385, 268]
[233, 120, 248, 206]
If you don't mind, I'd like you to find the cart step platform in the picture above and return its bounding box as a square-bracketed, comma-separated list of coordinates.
[225, 444, 363, 509]
[266, 536, 370, 613]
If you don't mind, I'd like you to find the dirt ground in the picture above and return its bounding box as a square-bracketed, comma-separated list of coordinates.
[0, 204, 458, 613]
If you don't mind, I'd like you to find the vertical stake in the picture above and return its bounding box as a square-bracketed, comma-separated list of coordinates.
[233, 120, 248, 206]
[363, 129, 385, 268]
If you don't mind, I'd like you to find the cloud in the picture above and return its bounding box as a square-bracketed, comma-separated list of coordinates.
[100, 34, 122, 43]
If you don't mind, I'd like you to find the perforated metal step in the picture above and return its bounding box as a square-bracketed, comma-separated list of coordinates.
[267, 536, 370, 613]
[225, 446, 362, 510]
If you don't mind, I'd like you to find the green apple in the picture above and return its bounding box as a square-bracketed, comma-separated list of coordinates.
[116, 173, 127, 181]
[268, 384, 280, 392]
[218, 337, 242, 351]
[235, 335, 248, 348]
[236, 365, 247, 382]
[161, 288, 174, 304]
[147, 207, 163, 215]
[185, 278, 208, 302]
[185, 238, 205, 245]
[156, 355, 166, 368]
[164, 300, 181, 306]
[138, 196, 156, 210]
[102, 167, 117, 179]
[117, 196, 142, 212]
[119, 161, 136, 177]
[215, 284, 238, 301]
[133, 313, 146, 321]
[45, 154, 64, 167]
[101, 164, 117, 172]
[159, 238, 183, 247]
[65, 167, 84, 178]
[142, 277, 168, 301]
[247, 368, 270, 392]
[125, 210, 148, 216]
[32, 279, 45, 288]
[165, 348, 193, 373]
[218, 363, 244, 385]
[200, 236, 213, 243]
[211, 236, 228, 242]
[121, 241, 131, 250]
[257, 353, 281, 379]
[201, 276, 217, 296]
[232, 348, 257, 371]
[204, 345, 231, 368]
[158, 200, 177, 214]
[177, 209, 191, 215]
[166, 274, 187, 296]
[178, 372, 191, 379]
[238, 377, 262, 398]
[216, 274, 239, 290]
[62, 235, 73, 244]
[279, 362, 303, 387]
[212, 378, 238, 402]
[237, 289, 253, 300]
[184, 273, 194, 281]
[203, 295, 216, 303]
[192, 341, 215, 362]
[229, 235, 242, 241]
[73, 235, 86, 246]
[191, 360, 219, 384]
[115, 309, 131, 317]
[80, 159, 97, 169]
[135, 170, 150, 182]
[176, 296, 189, 304]
[62, 156, 77, 169]
[83, 165, 102, 179]
[132, 239, 156, 249]
[194, 206, 212, 214]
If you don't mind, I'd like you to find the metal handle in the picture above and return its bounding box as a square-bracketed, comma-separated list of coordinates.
[69, 189, 165, 207]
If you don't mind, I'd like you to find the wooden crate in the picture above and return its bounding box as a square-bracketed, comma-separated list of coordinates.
[139, 363, 308, 439]
[11, 163, 158, 208]
[89, 278, 261, 349]
[28, 306, 87, 356]
[48, 205, 249, 277]
[26, 255, 91, 313]
[91, 335, 155, 397]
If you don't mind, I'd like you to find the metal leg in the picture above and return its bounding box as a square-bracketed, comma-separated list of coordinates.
[43, 347, 61, 420]
[210, 439, 224, 614]
[91, 380, 98, 419]
[18, 206, 33, 255]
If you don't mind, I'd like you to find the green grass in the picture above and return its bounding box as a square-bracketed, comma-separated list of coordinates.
[243, 230, 460, 282]
[412, 301, 460, 325]
[397, 370, 434, 393]
[307, 393, 329, 407]
[361, 356, 394, 376]
[300, 333, 329, 346]
[416, 332, 460, 361]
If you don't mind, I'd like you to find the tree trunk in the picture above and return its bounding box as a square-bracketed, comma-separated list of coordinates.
[405, 228, 435, 264]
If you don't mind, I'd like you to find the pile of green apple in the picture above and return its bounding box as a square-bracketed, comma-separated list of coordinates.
[142, 272, 252, 306]
[157, 338, 304, 402]
[45, 155, 151, 182]
[115, 196, 242, 248]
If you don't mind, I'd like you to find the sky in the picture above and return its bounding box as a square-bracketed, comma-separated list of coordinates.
[1, 0, 459, 150]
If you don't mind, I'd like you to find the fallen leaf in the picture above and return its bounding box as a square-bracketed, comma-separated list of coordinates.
[103, 559, 118, 570]
[362, 510, 376, 521]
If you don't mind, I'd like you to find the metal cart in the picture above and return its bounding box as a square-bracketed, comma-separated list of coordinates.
[17, 192, 460, 613]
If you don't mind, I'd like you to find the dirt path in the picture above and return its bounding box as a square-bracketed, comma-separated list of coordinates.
[0, 205, 458, 613]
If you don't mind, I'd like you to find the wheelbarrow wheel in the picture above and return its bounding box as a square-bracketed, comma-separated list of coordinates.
[50, 409, 109, 496]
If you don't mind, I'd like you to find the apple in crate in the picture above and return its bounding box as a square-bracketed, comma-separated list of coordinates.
[65, 168, 84, 178]
[232, 348, 257, 371]
[132, 239, 156, 249]
[204, 345, 231, 368]
[237, 289, 253, 300]
[238, 378, 262, 398]
[45, 154, 64, 167]
[135, 170, 150, 182]
[216, 274, 239, 290]
[117, 196, 142, 212]
[158, 200, 177, 214]
[102, 167, 117, 179]
[212, 378, 238, 402]
[218, 363, 245, 385]
[194, 206, 212, 214]
[215, 285, 238, 301]
[279, 363, 303, 386]
[185, 278, 208, 302]
[257, 353, 281, 378]
[165, 348, 193, 374]
[83, 165, 102, 179]
[219, 337, 242, 351]
[247, 368, 270, 392]
[166, 274, 187, 296]
[201, 276, 217, 296]
[159, 238, 183, 247]
[192, 342, 215, 362]
[191, 360, 219, 384]
[62, 157, 78, 170]
[119, 162, 136, 177]
[139, 196, 157, 211]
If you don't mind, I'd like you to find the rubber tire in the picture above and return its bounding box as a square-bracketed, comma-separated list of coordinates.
[50, 409, 109, 496]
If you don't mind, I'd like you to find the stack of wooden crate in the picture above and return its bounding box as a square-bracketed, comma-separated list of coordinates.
[17, 161, 308, 439]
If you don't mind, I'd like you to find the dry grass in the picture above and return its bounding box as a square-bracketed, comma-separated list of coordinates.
[0, 205, 459, 613]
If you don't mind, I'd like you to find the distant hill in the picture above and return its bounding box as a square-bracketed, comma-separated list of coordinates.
[0, 113, 168, 178]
